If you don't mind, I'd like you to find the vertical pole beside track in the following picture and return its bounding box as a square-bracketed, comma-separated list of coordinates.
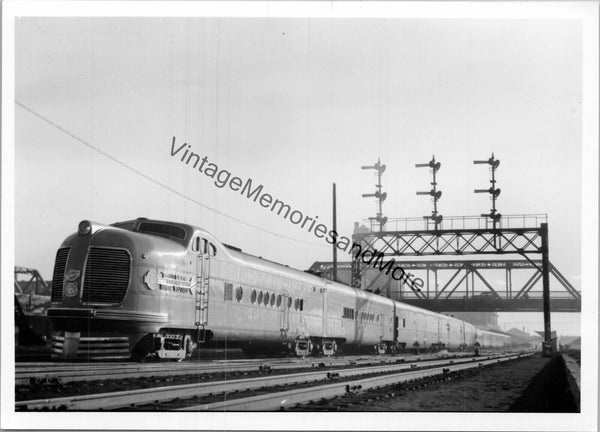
[332, 183, 338, 283]
[541, 223, 552, 356]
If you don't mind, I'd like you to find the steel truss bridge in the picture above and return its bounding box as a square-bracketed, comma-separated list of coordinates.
[310, 259, 580, 312]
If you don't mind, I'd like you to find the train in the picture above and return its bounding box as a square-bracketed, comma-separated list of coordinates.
[47, 218, 510, 360]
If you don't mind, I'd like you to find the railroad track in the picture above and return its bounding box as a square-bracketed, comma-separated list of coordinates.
[16, 352, 528, 411]
[16, 351, 476, 386]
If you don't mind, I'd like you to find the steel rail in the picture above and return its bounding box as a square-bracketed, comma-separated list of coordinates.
[15, 354, 510, 410]
[16, 352, 472, 385]
[179, 353, 533, 411]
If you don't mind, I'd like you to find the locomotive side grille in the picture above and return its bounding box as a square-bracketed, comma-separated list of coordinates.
[82, 248, 130, 304]
[51, 248, 70, 302]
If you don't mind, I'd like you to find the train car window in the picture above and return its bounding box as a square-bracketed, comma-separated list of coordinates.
[376, 314, 380, 322]
[403, 318, 406, 328]
[202, 238, 208, 254]
[343, 307, 355, 319]
[251, 289, 257, 304]
[288, 297, 292, 309]
[138, 222, 186, 240]
[270, 294, 276, 307]
[299, 299, 304, 311]
[294, 298, 299, 310]
[192, 237, 201, 252]
[224, 283, 233, 301]
[263, 292, 270, 306]
[276, 294, 282, 308]
[209, 243, 217, 256]
[236, 286, 243, 302]
[257, 291, 263, 304]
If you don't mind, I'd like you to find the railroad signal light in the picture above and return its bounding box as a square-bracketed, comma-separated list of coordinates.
[375, 191, 387, 201]
[416, 156, 443, 229]
[415, 159, 441, 172]
[474, 153, 501, 229]
[481, 213, 502, 223]
[361, 158, 387, 232]
[473, 153, 500, 169]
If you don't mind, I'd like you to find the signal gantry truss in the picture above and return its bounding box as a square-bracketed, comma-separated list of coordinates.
[350, 216, 562, 355]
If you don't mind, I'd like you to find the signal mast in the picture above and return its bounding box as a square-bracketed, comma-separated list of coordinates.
[474, 153, 502, 230]
[361, 158, 388, 232]
[416, 156, 443, 229]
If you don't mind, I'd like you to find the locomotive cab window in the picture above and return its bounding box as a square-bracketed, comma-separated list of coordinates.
[138, 222, 186, 241]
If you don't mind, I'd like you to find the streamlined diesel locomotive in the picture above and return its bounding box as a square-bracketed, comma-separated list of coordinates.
[48, 218, 510, 360]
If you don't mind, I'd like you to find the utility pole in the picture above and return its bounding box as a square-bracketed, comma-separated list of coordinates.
[332, 183, 338, 282]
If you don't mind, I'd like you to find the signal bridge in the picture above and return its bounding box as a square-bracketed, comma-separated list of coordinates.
[308, 214, 580, 313]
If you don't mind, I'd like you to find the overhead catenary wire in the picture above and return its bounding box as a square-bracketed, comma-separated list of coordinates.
[15, 100, 328, 248]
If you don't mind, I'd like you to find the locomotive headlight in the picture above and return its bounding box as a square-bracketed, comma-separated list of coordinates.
[78, 220, 92, 235]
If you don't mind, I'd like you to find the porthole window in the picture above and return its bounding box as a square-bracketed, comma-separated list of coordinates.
[251, 289, 257, 304]
[288, 297, 292, 309]
[263, 292, 270, 306]
[276, 294, 282, 308]
[236, 286, 243, 302]
[258, 291, 263, 305]
[270, 294, 276, 307]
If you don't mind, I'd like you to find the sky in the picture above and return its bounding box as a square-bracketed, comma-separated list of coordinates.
[14, 16, 583, 335]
